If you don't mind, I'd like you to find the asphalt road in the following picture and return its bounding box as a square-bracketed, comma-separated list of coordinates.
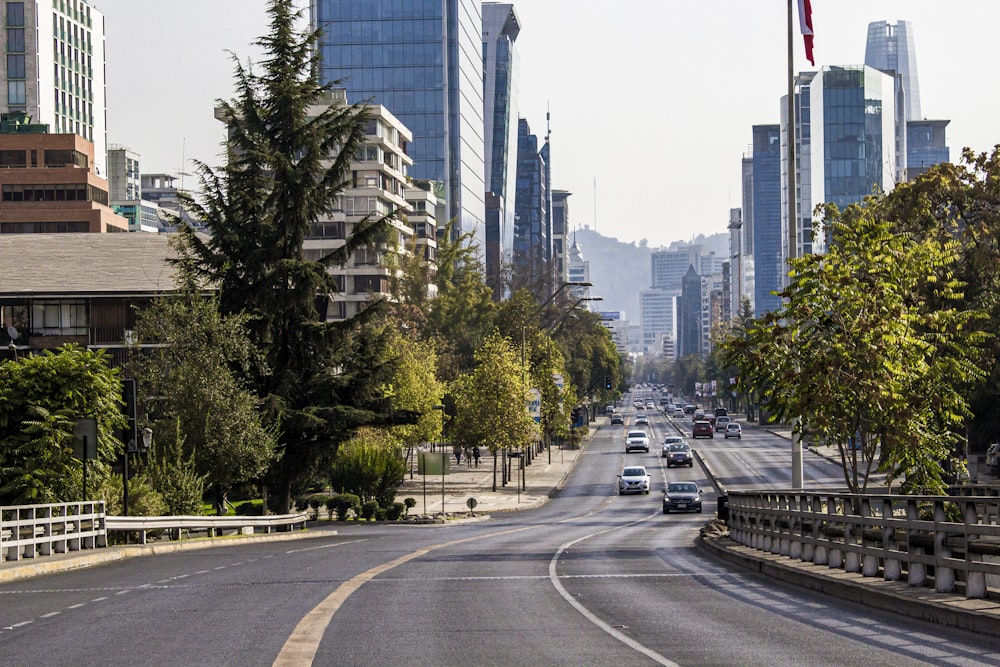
[3, 396, 1000, 666]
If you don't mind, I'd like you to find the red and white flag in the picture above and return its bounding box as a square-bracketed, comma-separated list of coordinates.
[798, 0, 815, 65]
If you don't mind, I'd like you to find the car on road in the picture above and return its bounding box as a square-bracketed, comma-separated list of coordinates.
[611, 414, 624, 425]
[663, 442, 693, 468]
[692, 420, 713, 439]
[724, 422, 742, 439]
[635, 414, 649, 425]
[625, 430, 650, 452]
[714, 407, 728, 418]
[714, 415, 731, 432]
[683, 404, 696, 415]
[673, 407, 685, 417]
[618, 466, 651, 495]
[606, 405, 615, 415]
[663, 481, 703, 513]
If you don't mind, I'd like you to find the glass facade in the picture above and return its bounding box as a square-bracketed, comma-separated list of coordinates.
[752, 124, 783, 316]
[514, 117, 548, 291]
[864, 20, 920, 121]
[312, 0, 485, 249]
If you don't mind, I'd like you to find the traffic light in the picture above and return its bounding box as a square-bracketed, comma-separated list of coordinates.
[604, 375, 613, 391]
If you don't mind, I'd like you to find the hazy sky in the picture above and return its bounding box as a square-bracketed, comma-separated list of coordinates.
[94, 1, 1000, 249]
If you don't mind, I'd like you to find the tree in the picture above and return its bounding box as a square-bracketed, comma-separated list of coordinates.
[450, 333, 537, 491]
[174, 0, 401, 510]
[0, 346, 125, 505]
[133, 280, 278, 515]
[382, 327, 445, 453]
[720, 203, 986, 494]
[328, 427, 406, 506]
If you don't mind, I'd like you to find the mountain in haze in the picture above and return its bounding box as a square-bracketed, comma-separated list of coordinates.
[571, 227, 728, 324]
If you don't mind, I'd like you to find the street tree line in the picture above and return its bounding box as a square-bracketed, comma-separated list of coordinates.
[0, 0, 623, 513]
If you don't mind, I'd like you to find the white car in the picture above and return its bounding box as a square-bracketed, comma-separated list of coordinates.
[714, 415, 732, 432]
[635, 413, 649, 426]
[625, 430, 650, 453]
[618, 466, 651, 495]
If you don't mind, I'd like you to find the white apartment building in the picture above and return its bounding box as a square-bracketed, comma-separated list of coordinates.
[0, 1, 107, 176]
[303, 98, 417, 320]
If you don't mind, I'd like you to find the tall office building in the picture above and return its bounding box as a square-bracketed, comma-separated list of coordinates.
[551, 189, 570, 286]
[650, 246, 701, 292]
[751, 124, 783, 316]
[513, 117, 550, 295]
[482, 3, 520, 276]
[311, 1, 486, 252]
[782, 66, 895, 259]
[0, 1, 107, 176]
[864, 21, 921, 122]
[906, 119, 949, 180]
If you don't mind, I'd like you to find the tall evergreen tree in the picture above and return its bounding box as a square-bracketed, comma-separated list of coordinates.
[175, 0, 400, 509]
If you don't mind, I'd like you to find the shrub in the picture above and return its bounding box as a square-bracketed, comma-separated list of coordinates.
[374, 507, 388, 521]
[234, 501, 262, 516]
[360, 500, 379, 521]
[308, 494, 331, 519]
[403, 497, 417, 516]
[386, 502, 406, 521]
[330, 493, 360, 521]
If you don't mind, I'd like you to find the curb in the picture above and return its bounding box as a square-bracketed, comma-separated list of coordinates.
[699, 534, 1000, 637]
[0, 528, 335, 584]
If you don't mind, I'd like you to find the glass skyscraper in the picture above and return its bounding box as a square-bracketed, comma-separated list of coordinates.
[751, 124, 783, 316]
[864, 21, 921, 122]
[482, 3, 520, 268]
[514, 117, 550, 294]
[311, 1, 485, 250]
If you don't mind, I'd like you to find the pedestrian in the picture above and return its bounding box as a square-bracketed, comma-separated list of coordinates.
[473, 445, 481, 467]
[453, 445, 462, 465]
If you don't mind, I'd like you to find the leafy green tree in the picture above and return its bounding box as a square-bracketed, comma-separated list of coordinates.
[382, 329, 445, 453]
[328, 427, 406, 506]
[175, 0, 403, 510]
[721, 203, 986, 494]
[134, 282, 278, 515]
[144, 421, 207, 516]
[0, 346, 125, 505]
[450, 333, 537, 491]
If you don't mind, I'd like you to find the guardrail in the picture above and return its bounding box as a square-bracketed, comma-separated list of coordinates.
[1, 502, 107, 562]
[726, 490, 1000, 599]
[105, 513, 309, 544]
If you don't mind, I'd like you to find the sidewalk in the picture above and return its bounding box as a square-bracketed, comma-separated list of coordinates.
[395, 427, 591, 518]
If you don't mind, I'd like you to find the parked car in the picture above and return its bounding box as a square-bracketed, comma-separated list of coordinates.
[618, 466, 651, 495]
[692, 420, 713, 439]
[663, 481, 703, 513]
[714, 415, 732, 432]
[611, 414, 624, 425]
[635, 414, 649, 425]
[625, 430, 650, 453]
[724, 422, 742, 439]
[664, 442, 694, 468]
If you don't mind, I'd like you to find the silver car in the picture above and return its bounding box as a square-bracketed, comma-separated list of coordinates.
[618, 466, 651, 495]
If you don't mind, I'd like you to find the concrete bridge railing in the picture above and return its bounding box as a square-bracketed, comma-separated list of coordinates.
[726, 490, 1000, 599]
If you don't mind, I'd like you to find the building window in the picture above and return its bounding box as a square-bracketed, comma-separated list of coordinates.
[7, 79, 25, 104]
[7, 53, 24, 77]
[31, 300, 88, 336]
[5, 2, 24, 27]
[6, 26, 23, 51]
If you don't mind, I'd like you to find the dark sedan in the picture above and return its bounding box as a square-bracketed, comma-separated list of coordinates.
[663, 482, 703, 514]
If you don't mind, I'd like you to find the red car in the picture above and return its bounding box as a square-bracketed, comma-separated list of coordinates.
[692, 420, 714, 439]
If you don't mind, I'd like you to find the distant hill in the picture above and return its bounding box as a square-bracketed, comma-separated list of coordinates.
[572, 227, 728, 322]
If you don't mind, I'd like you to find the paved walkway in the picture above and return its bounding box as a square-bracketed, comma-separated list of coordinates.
[395, 432, 588, 517]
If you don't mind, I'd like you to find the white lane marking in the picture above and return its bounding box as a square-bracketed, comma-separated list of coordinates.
[10, 620, 33, 628]
[66, 603, 85, 609]
[285, 539, 368, 554]
[91, 597, 108, 602]
[40, 612, 61, 618]
[548, 512, 681, 667]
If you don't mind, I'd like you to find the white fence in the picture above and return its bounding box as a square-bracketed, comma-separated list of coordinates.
[1, 502, 107, 562]
[105, 513, 308, 544]
[727, 491, 1000, 599]
[2, 502, 309, 562]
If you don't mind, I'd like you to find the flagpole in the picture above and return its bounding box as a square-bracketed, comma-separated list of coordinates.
[788, 0, 803, 490]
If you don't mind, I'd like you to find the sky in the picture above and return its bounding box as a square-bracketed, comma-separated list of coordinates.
[93, 1, 1000, 249]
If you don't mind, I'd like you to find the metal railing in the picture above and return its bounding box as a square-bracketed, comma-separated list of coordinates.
[105, 513, 309, 544]
[727, 490, 1000, 599]
[1, 502, 107, 562]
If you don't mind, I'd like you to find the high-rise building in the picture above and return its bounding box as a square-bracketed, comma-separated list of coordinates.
[864, 20, 921, 122]
[482, 3, 520, 276]
[751, 124, 783, 316]
[551, 189, 570, 286]
[639, 289, 676, 358]
[514, 117, 550, 296]
[784, 66, 895, 258]
[311, 1, 485, 252]
[0, 1, 107, 177]
[650, 246, 701, 291]
[906, 119, 949, 180]
[678, 266, 702, 358]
